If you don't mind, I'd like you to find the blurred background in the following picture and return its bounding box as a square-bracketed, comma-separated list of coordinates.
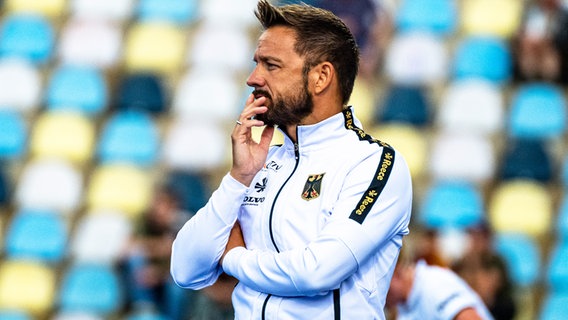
[0, 0, 566, 319]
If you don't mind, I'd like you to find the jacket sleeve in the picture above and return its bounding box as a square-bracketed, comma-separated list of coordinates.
[170, 174, 248, 290]
[222, 148, 413, 296]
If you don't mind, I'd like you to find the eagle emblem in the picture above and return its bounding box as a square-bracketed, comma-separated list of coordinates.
[301, 173, 325, 201]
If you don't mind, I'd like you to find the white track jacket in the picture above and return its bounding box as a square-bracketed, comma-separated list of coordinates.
[171, 107, 413, 319]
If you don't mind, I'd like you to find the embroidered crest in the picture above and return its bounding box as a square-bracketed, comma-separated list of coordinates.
[301, 173, 325, 201]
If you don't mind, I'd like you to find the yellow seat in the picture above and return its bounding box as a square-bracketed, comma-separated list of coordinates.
[30, 111, 95, 164]
[86, 164, 152, 219]
[348, 78, 377, 128]
[369, 124, 428, 180]
[461, 0, 523, 38]
[0, 260, 56, 316]
[124, 22, 186, 75]
[5, 0, 67, 18]
[489, 179, 553, 237]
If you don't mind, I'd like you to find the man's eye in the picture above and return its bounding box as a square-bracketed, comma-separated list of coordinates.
[266, 63, 277, 70]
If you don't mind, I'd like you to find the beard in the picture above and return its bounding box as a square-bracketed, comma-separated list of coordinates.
[252, 78, 313, 128]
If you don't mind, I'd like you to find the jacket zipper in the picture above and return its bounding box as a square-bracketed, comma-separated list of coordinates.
[262, 132, 300, 320]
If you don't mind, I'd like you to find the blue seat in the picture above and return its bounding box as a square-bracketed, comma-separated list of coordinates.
[494, 232, 540, 287]
[452, 36, 511, 84]
[116, 73, 167, 114]
[376, 85, 431, 126]
[395, 0, 457, 36]
[45, 65, 107, 116]
[137, 0, 199, 24]
[5, 209, 67, 263]
[546, 240, 568, 292]
[0, 14, 54, 64]
[58, 263, 122, 316]
[499, 138, 552, 183]
[97, 110, 160, 166]
[0, 168, 9, 206]
[540, 292, 568, 320]
[508, 83, 566, 139]
[165, 170, 210, 214]
[0, 110, 27, 160]
[0, 310, 31, 320]
[557, 193, 568, 240]
[419, 180, 484, 229]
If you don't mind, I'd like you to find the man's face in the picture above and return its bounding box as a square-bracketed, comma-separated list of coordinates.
[246, 26, 314, 127]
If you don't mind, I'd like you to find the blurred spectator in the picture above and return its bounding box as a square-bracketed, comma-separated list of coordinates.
[512, 0, 568, 84]
[412, 226, 448, 267]
[452, 223, 517, 320]
[189, 273, 237, 320]
[121, 182, 193, 319]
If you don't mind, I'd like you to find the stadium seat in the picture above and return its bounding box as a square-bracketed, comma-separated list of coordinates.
[452, 36, 512, 84]
[0, 109, 27, 160]
[172, 68, 240, 122]
[70, 210, 132, 264]
[498, 138, 553, 183]
[116, 73, 166, 114]
[70, 0, 135, 21]
[161, 119, 228, 172]
[45, 64, 108, 116]
[539, 292, 568, 320]
[0, 260, 56, 316]
[164, 170, 210, 214]
[488, 179, 553, 237]
[58, 18, 123, 69]
[58, 263, 123, 316]
[384, 31, 448, 85]
[375, 85, 432, 126]
[0, 168, 9, 206]
[15, 158, 83, 214]
[494, 232, 540, 287]
[200, 0, 258, 28]
[0, 14, 54, 65]
[369, 123, 428, 180]
[558, 193, 568, 240]
[5, 209, 67, 263]
[419, 181, 484, 229]
[124, 22, 185, 75]
[5, 0, 66, 18]
[137, 0, 199, 25]
[0, 58, 42, 113]
[429, 131, 495, 184]
[347, 78, 376, 127]
[395, 0, 457, 37]
[437, 79, 504, 135]
[127, 311, 168, 320]
[86, 163, 152, 219]
[188, 23, 253, 73]
[29, 111, 96, 164]
[507, 83, 566, 139]
[97, 110, 160, 166]
[52, 313, 103, 320]
[460, 0, 523, 38]
[0, 311, 31, 320]
[546, 240, 568, 292]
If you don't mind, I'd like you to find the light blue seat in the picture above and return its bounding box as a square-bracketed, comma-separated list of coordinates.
[116, 73, 166, 114]
[452, 36, 511, 84]
[58, 263, 122, 316]
[97, 110, 159, 166]
[0, 14, 54, 64]
[0, 310, 31, 320]
[137, 0, 199, 24]
[494, 232, 540, 287]
[546, 240, 568, 293]
[508, 83, 566, 139]
[539, 292, 568, 320]
[559, 193, 568, 240]
[45, 65, 107, 116]
[376, 85, 432, 127]
[395, 0, 457, 36]
[5, 209, 67, 263]
[419, 180, 484, 229]
[0, 110, 27, 160]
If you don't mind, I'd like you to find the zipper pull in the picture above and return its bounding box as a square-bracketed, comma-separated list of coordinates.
[294, 143, 299, 160]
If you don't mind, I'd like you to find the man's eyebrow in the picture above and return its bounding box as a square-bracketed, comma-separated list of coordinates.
[254, 54, 283, 64]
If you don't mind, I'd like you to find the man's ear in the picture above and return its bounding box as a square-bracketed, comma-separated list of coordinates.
[310, 62, 334, 95]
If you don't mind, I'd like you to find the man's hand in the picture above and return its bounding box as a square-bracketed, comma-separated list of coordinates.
[221, 221, 245, 265]
[230, 94, 275, 186]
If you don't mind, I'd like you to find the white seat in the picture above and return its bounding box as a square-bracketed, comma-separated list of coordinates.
[15, 158, 83, 214]
[0, 58, 41, 114]
[429, 131, 495, 184]
[162, 119, 228, 171]
[438, 79, 505, 135]
[70, 0, 135, 21]
[70, 210, 132, 264]
[384, 31, 448, 85]
[172, 68, 240, 122]
[200, 0, 258, 28]
[58, 18, 122, 69]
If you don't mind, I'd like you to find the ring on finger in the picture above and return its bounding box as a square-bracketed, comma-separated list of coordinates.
[236, 120, 243, 125]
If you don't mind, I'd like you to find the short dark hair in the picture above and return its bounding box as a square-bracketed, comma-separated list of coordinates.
[255, 0, 360, 105]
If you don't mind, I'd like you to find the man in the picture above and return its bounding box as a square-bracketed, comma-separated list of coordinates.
[170, 1, 412, 319]
[386, 251, 494, 320]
